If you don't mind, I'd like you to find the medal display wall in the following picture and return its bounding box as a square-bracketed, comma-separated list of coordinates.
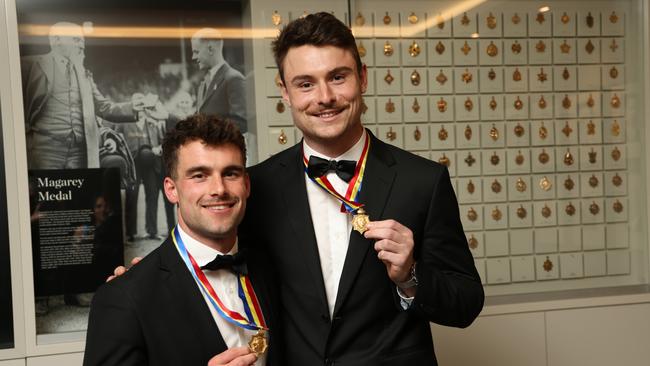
[255, 0, 646, 297]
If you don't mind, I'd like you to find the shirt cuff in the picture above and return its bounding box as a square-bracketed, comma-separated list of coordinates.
[396, 286, 414, 310]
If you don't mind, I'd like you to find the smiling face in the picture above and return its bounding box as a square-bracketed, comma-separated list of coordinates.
[164, 140, 249, 250]
[280, 45, 367, 157]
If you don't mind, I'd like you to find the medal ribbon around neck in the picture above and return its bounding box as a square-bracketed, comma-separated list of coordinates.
[172, 227, 267, 331]
[303, 133, 370, 213]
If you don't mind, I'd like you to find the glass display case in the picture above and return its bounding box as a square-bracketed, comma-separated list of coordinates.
[251, 0, 649, 297]
[0, 108, 15, 351]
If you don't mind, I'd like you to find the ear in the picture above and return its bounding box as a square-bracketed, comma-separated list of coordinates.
[244, 173, 251, 199]
[163, 176, 179, 204]
[359, 63, 368, 94]
[279, 79, 291, 107]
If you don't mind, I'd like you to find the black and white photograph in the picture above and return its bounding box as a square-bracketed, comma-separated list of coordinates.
[16, 0, 249, 334]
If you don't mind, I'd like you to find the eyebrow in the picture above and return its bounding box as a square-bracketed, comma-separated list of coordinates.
[290, 66, 355, 85]
[183, 164, 246, 176]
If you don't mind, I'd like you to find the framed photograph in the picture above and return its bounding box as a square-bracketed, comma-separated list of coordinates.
[16, 0, 250, 338]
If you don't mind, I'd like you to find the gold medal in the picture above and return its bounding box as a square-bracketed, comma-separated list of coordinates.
[610, 11, 619, 24]
[467, 207, 478, 222]
[355, 12, 365, 26]
[383, 12, 392, 25]
[562, 121, 573, 137]
[514, 123, 525, 137]
[491, 207, 502, 221]
[487, 12, 497, 29]
[539, 176, 552, 191]
[464, 97, 473, 112]
[410, 70, 421, 86]
[536, 40, 546, 53]
[467, 180, 475, 194]
[543, 257, 553, 272]
[468, 234, 478, 249]
[587, 120, 596, 135]
[436, 14, 445, 29]
[610, 66, 619, 79]
[409, 41, 421, 57]
[276, 100, 285, 114]
[438, 153, 450, 167]
[490, 151, 500, 166]
[589, 174, 599, 188]
[408, 12, 418, 24]
[586, 149, 598, 164]
[589, 201, 600, 215]
[436, 70, 448, 85]
[386, 127, 396, 141]
[352, 208, 370, 234]
[565, 203, 576, 216]
[438, 125, 448, 141]
[437, 97, 448, 113]
[537, 68, 548, 82]
[541, 204, 552, 218]
[464, 124, 473, 140]
[489, 97, 497, 111]
[516, 177, 527, 192]
[517, 205, 527, 219]
[611, 94, 621, 108]
[564, 176, 575, 191]
[536, 12, 545, 24]
[489, 124, 499, 141]
[613, 200, 624, 213]
[464, 152, 475, 167]
[383, 41, 394, 57]
[537, 149, 550, 164]
[586, 12, 594, 28]
[515, 151, 524, 165]
[278, 129, 287, 145]
[486, 41, 498, 57]
[461, 12, 470, 26]
[435, 41, 445, 55]
[612, 173, 623, 187]
[564, 149, 574, 166]
[562, 94, 572, 109]
[612, 120, 621, 136]
[587, 94, 595, 108]
[491, 179, 502, 194]
[561, 12, 570, 24]
[538, 96, 547, 109]
[414, 126, 421, 141]
[357, 42, 367, 58]
[611, 146, 622, 161]
[385, 98, 395, 113]
[249, 330, 268, 357]
[562, 68, 570, 80]
[488, 68, 496, 80]
[412, 98, 421, 113]
[514, 96, 524, 110]
[511, 40, 522, 54]
[560, 40, 571, 54]
[271, 11, 282, 26]
[585, 40, 595, 54]
[461, 41, 472, 56]
[610, 39, 619, 52]
[384, 69, 394, 85]
[513, 68, 522, 82]
[512, 13, 521, 25]
[462, 69, 473, 83]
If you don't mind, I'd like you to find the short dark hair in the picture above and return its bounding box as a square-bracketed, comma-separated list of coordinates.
[162, 114, 246, 179]
[272, 12, 362, 83]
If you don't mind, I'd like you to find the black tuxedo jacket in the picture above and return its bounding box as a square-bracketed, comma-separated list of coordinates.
[243, 131, 484, 366]
[83, 237, 282, 366]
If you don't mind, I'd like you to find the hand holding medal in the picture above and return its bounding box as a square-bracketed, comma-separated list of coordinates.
[207, 346, 257, 366]
[363, 219, 416, 294]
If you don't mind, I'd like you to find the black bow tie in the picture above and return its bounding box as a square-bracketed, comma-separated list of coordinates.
[307, 155, 357, 182]
[200, 249, 248, 275]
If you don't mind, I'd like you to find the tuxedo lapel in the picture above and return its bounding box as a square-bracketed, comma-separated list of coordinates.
[278, 146, 329, 308]
[158, 238, 228, 352]
[199, 64, 227, 111]
[333, 132, 396, 316]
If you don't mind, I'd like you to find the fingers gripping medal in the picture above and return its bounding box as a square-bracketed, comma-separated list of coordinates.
[249, 329, 268, 357]
[304, 134, 371, 235]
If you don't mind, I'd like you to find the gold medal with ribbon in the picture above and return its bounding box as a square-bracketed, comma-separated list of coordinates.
[304, 134, 371, 234]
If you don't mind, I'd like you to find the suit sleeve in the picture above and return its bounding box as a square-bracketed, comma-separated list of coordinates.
[89, 74, 137, 123]
[83, 283, 148, 366]
[411, 167, 484, 328]
[225, 72, 247, 133]
[20, 58, 48, 133]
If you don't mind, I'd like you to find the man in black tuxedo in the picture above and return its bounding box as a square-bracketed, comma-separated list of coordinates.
[242, 12, 484, 365]
[84, 115, 281, 366]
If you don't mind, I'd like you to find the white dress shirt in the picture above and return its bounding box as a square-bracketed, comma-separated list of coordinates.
[303, 131, 367, 316]
[175, 226, 266, 366]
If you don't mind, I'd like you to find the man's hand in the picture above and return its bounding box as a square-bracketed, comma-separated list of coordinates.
[144, 100, 169, 120]
[207, 347, 257, 366]
[152, 146, 162, 156]
[364, 219, 415, 288]
[106, 257, 142, 282]
[102, 138, 117, 154]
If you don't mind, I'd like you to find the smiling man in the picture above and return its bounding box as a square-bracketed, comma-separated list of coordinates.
[84, 115, 281, 366]
[242, 12, 485, 365]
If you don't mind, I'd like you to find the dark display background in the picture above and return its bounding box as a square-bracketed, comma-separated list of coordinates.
[0, 105, 14, 349]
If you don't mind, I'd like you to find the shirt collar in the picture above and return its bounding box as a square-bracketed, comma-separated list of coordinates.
[176, 225, 238, 267]
[303, 129, 367, 163]
[205, 60, 225, 83]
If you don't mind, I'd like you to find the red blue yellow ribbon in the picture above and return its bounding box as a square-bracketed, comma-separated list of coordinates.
[303, 133, 370, 213]
[172, 227, 267, 331]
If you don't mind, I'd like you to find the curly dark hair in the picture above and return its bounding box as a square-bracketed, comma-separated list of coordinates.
[162, 114, 246, 179]
[272, 12, 362, 83]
